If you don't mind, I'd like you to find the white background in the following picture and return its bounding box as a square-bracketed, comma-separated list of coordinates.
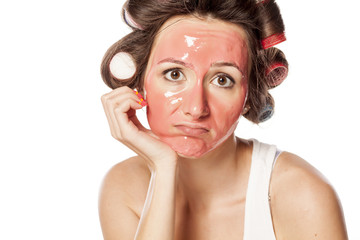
[0, 0, 359, 239]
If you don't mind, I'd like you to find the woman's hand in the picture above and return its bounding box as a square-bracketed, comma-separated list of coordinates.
[101, 86, 178, 171]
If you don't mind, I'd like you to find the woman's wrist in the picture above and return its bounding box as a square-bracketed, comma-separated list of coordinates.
[151, 160, 178, 174]
[145, 152, 178, 173]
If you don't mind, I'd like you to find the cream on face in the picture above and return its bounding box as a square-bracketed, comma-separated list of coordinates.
[144, 16, 249, 158]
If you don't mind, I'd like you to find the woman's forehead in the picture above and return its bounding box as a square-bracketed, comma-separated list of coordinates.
[148, 16, 249, 72]
[154, 15, 248, 47]
[159, 15, 247, 37]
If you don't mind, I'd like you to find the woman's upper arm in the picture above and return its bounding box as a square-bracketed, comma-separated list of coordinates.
[98, 158, 148, 240]
[270, 152, 348, 240]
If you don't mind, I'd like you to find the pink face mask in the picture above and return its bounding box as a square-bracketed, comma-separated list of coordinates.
[144, 16, 249, 158]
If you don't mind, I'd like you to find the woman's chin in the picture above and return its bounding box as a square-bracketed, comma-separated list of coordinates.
[176, 149, 207, 159]
[157, 132, 235, 159]
[161, 136, 211, 159]
[172, 143, 209, 159]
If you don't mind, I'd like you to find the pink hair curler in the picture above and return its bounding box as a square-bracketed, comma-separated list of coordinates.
[261, 32, 286, 49]
[266, 62, 288, 88]
[123, 8, 143, 30]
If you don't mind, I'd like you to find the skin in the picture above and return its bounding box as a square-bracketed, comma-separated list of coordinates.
[144, 17, 249, 158]
[99, 16, 348, 240]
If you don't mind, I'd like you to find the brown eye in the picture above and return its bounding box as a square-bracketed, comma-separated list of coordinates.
[217, 76, 227, 85]
[164, 69, 185, 81]
[211, 74, 234, 88]
[171, 70, 180, 79]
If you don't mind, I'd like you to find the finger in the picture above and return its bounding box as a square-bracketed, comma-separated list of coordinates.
[103, 89, 140, 109]
[103, 86, 145, 105]
[101, 94, 118, 137]
[114, 99, 144, 139]
[104, 90, 143, 122]
[102, 86, 134, 98]
[101, 88, 143, 138]
[114, 104, 172, 159]
[129, 114, 149, 133]
[107, 97, 142, 140]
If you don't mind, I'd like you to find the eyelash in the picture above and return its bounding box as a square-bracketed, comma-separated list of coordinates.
[162, 69, 235, 88]
[211, 73, 235, 89]
[162, 68, 185, 82]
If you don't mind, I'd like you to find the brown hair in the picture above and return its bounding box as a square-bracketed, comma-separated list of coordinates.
[100, 0, 288, 123]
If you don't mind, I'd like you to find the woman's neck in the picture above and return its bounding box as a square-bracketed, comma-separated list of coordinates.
[176, 136, 252, 212]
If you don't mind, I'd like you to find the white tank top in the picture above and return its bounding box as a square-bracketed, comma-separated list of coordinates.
[243, 139, 281, 240]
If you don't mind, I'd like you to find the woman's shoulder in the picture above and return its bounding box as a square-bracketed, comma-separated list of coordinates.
[99, 156, 151, 217]
[271, 151, 331, 192]
[270, 151, 347, 239]
[103, 156, 150, 181]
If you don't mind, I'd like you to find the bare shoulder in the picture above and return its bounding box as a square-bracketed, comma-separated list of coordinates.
[98, 156, 150, 239]
[270, 152, 348, 240]
[99, 156, 150, 215]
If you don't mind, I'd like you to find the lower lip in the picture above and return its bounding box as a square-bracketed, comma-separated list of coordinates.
[175, 125, 209, 136]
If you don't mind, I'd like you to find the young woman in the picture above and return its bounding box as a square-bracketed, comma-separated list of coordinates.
[99, 0, 348, 239]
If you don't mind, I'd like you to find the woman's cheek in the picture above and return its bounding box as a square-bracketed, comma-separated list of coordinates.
[215, 105, 241, 133]
[146, 91, 181, 137]
[211, 92, 244, 130]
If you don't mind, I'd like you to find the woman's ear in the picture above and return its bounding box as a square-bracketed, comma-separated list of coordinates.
[242, 105, 250, 115]
[109, 52, 137, 80]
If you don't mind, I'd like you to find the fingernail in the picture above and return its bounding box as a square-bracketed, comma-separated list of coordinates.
[138, 98, 147, 107]
[134, 90, 147, 107]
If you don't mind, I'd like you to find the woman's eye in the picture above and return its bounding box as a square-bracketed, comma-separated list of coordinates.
[164, 69, 185, 81]
[211, 74, 234, 88]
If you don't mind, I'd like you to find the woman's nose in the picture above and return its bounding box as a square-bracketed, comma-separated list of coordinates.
[180, 82, 210, 119]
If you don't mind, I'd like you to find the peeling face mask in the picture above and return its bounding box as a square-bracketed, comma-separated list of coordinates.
[144, 16, 249, 158]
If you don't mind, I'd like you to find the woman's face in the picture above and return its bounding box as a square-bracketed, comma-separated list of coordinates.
[144, 16, 249, 158]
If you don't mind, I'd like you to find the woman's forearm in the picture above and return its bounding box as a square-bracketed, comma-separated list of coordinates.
[134, 165, 177, 240]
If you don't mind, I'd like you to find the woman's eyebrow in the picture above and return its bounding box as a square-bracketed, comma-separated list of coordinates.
[211, 62, 241, 71]
[157, 58, 194, 69]
[211, 62, 244, 76]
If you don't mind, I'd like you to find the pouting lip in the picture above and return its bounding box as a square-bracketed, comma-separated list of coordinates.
[174, 123, 210, 136]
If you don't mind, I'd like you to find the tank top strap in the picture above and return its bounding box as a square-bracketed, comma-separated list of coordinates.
[243, 139, 280, 240]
